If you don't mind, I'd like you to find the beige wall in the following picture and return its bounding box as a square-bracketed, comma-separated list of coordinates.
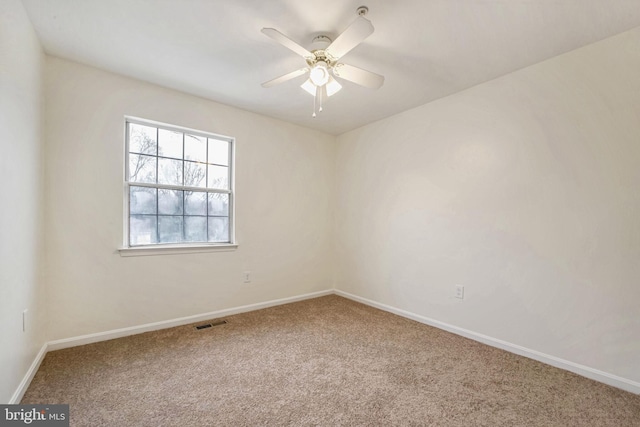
[335, 27, 640, 383]
[44, 57, 335, 341]
[0, 0, 46, 403]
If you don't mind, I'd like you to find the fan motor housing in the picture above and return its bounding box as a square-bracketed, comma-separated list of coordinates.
[307, 51, 335, 68]
[312, 35, 332, 48]
[307, 36, 337, 68]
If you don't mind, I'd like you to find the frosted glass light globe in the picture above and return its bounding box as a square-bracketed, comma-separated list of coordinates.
[309, 62, 330, 86]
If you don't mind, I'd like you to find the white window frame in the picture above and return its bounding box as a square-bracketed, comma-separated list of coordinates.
[119, 117, 237, 256]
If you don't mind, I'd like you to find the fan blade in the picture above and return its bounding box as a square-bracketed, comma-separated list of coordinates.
[325, 16, 374, 60]
[261, 28, 314, 60]
[262, 68, 309, 88]
[333, 63, 384, 89]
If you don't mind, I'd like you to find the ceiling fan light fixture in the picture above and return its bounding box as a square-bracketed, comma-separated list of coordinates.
[309, 61, 330, 86]
[262, 6, 382, 117]
[301, 74, 342, 98]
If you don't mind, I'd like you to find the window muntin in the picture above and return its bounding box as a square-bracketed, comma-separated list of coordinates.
[125, 119, 234, 247]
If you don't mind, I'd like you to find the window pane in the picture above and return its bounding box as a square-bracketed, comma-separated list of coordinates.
[158, 158, 183, 185]
[208, 217, 229, 242]
[208, 138, 229, 166]
[208, 165, 229, 190]
[184, 161, 206, 188]
[185, 134, 207, 162]
[126, 120, 234, 248]
[158, 129, 183, 159]
[130, 215, 157, 245]
[185, 191, 207, 215]
[208, 193, 229, 216]
[184, 216, 207, 242]
[129, 154, 157, 183]
[158, 216, 183, 243]
[130, 186, 157, 215]
[129, 123, 157, 155]
[158, 189, 183, 215]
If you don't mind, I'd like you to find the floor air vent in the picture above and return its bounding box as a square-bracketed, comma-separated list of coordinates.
[195, 320, 227, 330]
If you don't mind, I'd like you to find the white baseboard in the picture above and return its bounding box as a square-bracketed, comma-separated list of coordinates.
[335, 290, 640, 395]
[9, 343, 48, 404]
[13, 288, 639, 403]
[47, 289, 333, 351]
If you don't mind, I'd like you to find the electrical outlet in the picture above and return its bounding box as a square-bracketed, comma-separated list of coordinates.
[455, 285, 464, 299]
[243, 271, 251, 283]
[22, 309, 28, 332]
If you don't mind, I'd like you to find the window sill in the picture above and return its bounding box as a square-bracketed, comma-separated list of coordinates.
[118, 243, 238, 257]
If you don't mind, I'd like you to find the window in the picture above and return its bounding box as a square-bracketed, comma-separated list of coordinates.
[124, 118, 234, 248]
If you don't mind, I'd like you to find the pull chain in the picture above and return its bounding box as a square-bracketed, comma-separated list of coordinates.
[312, 85, 323, 118]
[312, 91, 317, 118]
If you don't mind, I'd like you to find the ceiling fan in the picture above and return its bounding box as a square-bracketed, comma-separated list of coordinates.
[261, 6, 384, 117]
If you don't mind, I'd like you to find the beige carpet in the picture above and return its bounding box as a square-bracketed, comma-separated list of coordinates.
[22, 295, 640, 426]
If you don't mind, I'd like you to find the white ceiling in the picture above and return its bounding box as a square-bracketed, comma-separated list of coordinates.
[21, 0, 640, 135]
